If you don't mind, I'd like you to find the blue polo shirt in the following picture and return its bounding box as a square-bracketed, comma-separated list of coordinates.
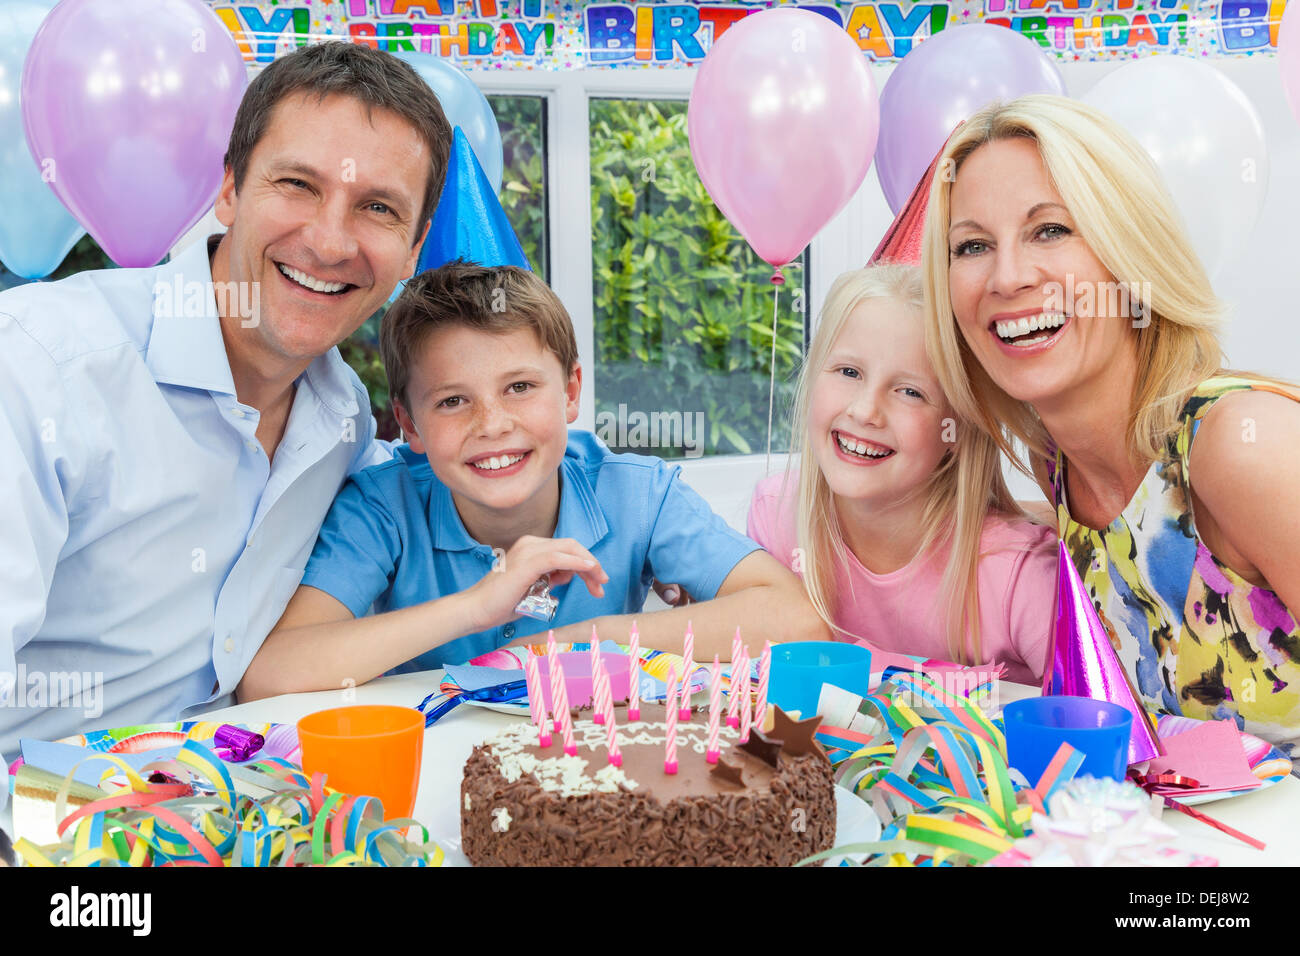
[299, 430, 760, 671]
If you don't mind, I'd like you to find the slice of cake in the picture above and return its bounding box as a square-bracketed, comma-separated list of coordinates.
[461, 703, 835, 866]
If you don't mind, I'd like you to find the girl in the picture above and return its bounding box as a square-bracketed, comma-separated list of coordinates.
[747, 264, 1057, 684]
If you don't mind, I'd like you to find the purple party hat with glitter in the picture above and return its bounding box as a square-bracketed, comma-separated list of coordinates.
[1042, 540, 1163, 765]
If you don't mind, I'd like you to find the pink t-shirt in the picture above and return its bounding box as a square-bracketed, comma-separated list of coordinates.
[747, 474, 1057, 685]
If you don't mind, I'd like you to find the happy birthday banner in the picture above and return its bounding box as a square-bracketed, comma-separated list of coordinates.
[205, 0, 1289, 68]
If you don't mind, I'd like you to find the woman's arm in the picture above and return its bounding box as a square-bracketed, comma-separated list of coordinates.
[236, 535, 609, 701]
[1186, 389, 1300, 617]
[541, 550, 831, 662]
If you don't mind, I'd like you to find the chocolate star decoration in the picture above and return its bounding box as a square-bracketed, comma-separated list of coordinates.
[770, 706, 831, 767]
[709, 756, 745, 788]
[738, 729, 783, 769]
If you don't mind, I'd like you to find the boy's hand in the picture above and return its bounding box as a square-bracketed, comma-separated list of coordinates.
[464, 535, 608, 633]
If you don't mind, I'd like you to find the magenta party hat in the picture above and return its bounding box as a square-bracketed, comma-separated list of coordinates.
[1042, 539, 1164, 765]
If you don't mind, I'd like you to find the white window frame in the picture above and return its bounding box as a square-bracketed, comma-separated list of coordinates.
[470, 66, 893, 528]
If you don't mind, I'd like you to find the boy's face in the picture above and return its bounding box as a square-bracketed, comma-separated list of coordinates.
[394, 324, 581, 531]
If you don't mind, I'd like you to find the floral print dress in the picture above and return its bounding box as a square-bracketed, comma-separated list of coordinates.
[1046, 376, 1300, 756]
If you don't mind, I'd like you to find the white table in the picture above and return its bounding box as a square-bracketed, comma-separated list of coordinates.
[195, 670, 1296, 867]
[6, 670, 1294, 865]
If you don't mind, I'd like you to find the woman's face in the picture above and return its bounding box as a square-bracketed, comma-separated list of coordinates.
[946, 137, 1136, 407]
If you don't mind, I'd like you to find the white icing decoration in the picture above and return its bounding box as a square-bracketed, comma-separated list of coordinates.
[464, 793, 472, 811]
[491, 807, 512, 832]
[482, 716, 741, 798]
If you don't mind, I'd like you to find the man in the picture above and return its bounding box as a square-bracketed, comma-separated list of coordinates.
[0, 42, 452, 758]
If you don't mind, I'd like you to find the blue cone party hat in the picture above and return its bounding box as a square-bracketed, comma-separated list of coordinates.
[417, 126, 531, 274]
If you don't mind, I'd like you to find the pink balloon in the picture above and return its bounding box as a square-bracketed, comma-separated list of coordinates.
[21, 0, 247, 267]
[688, 9, 878, 271]
[1283, 0, 1300, 127]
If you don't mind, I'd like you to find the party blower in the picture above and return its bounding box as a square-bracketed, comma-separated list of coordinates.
[1041, 540, 1163, 765]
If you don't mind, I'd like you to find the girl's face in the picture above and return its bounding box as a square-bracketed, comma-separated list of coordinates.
[808, 296, 953, 510]
[946, 137, 1134, 407]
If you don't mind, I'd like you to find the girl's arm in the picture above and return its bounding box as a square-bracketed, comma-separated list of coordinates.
[236, 535, 608, 701]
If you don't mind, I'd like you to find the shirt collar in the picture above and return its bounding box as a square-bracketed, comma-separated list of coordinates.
[145, 234, 358, 418]
[426, 437, 611, 553]
[144, 234, 237, 396]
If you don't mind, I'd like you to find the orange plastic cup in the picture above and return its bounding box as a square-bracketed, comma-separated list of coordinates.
[297, 705, 425, 821]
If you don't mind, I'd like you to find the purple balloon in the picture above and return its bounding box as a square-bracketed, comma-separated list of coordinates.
[875, 24, 1065, 215]
[21, 0, 247, 267]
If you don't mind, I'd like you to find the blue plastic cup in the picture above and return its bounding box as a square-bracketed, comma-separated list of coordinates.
[768, 641, 872, 720]
[1004, 696, 1133, 784]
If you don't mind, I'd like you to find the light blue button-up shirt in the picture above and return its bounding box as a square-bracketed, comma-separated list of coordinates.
[0, 235, 390, 760]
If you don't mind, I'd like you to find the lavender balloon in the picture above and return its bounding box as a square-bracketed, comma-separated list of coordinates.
[21, 0, 248, 267]
[875, 24, 1065, 215]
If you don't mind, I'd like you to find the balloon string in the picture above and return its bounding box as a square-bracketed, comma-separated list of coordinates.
[765, 280, 781, 473]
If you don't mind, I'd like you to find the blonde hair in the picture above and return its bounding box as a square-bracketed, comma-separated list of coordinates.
[921, 95, 1228, 471]
[787, 264, 1022, 665]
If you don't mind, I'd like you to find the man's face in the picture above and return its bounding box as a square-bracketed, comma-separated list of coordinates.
[214, 91, 431, 362]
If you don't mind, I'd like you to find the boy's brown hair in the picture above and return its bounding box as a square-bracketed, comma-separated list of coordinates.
[381, 260, 580, 409]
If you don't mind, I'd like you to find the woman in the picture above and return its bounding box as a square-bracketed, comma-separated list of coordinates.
[920, 94, 1300, 754]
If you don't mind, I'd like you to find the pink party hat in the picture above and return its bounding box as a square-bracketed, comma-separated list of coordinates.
[1042, 539, 1164, 764]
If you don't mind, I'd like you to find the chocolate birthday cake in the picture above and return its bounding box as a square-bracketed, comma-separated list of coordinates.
[460, 704, 836, 866]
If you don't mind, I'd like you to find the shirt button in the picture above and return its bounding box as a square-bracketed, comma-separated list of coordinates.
[503, 624, 515, 639]
[232, 407, 245, 419]
[223, 637, 235, 653]
[246, 533, 256, 549]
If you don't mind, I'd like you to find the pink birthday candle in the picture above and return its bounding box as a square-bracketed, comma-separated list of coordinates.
[604, 694, 622, 768]
[525, 655, 552, 747]
[706, 655, 721, 764]
[664, 666, 679, 775]
[731, 627, 743, 666]
[548, 639, 564, 732]
[589, 625, 602, 707]
[628, 622, 641, 720]
[756, 640, 771, 733]
[592, 658, 608, 725]
[727, 647, 748, 729]
[554, 659, 577, 757]
[547, 628, 558, 661]
[679, 622, 694, 720]
[739, 654, 753, 744]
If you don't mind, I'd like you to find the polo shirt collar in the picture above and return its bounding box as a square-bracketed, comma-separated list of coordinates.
[427, 444, 611, 553]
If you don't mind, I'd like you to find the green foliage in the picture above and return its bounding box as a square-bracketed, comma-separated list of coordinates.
[589, 98, 804, 459]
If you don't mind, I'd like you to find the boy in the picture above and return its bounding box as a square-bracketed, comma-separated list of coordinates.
[238, 261, 825, 699]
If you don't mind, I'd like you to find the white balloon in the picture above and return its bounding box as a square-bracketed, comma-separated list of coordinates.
[1082, 58, 1268, 280]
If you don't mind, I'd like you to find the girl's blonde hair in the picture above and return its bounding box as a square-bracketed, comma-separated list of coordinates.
[921, 95, 1228, 471]
[788, 264, 1022, 665]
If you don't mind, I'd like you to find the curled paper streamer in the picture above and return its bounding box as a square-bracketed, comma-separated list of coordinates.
[13, 740, 443, 867]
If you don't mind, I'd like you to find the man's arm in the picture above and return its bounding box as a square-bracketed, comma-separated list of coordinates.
[0, 319, 79, 712]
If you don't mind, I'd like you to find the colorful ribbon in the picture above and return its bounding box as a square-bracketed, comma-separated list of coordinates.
[14, 740, 443, 867]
